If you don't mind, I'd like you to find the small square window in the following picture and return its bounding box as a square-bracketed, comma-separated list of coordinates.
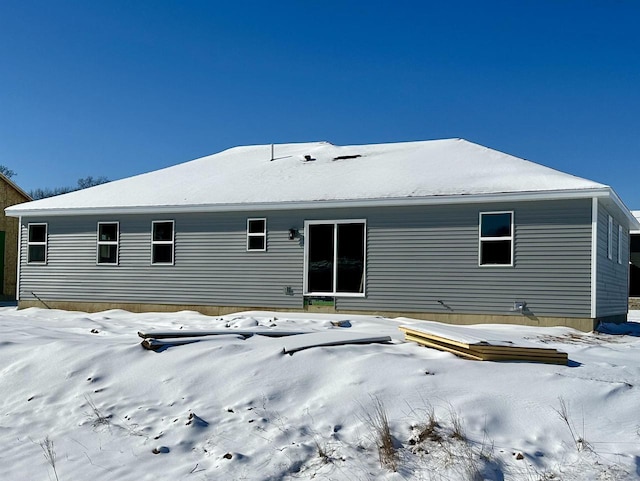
[152, 221, 174, 264]
[153, 244, 173, 263]
[247, 218, 266, 251]
[98, 245, 118, 264]
[27, 223, 47, 264]
[97, 222, 119, 265]
[99, 223, 118, 242]
[479, 212, 513, 266]
[29, 224, 47, 243]
[153, 222, 174, 242]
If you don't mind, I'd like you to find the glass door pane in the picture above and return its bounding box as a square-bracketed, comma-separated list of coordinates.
[307, 224, 334, 293]
[336, 223, 365, 293]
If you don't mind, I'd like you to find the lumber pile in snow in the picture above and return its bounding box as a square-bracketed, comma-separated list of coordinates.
[399, 325, 568, 365]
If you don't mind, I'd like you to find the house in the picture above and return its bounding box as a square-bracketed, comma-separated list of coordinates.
[6, 139, 639, 330]
[0, 173, 31, 299]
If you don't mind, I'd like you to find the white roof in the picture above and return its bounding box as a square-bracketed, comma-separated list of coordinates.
[631, 211, 640, 234]
[5, 139, 626, 217]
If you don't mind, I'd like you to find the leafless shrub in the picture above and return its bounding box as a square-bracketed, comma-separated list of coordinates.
[410, 403, 443, 445]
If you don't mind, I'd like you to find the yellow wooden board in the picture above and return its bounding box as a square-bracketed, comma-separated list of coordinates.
[400, 326, 478, 350]
[405, 334, 485, 361]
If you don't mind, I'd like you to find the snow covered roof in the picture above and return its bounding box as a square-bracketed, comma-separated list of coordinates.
[631, 211, 640, 234]
[4, 139, 633, 222]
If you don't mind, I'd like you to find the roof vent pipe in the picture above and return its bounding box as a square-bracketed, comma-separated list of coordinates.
[270, 144, 274, 161]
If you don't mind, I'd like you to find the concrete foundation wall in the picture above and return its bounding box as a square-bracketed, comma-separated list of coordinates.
[17, 299, 605, 332]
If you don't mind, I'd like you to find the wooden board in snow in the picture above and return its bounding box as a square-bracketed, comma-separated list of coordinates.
[281, 331, 392, 354]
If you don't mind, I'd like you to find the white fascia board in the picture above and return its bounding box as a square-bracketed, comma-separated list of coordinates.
[607, 189, 640, 230]
[5, 187, 615, 218]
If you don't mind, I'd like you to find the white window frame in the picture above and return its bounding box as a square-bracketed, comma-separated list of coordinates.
[618, 224, 623, 264]
[478, 211, 514, 267]
[27, 223, 48, 264]
[246, 218, 267, 252]
[151, 220, 175, 265]
[303, 219, 367, 297]
[96, 222, 119, 265]
[607, 215, 613, 260]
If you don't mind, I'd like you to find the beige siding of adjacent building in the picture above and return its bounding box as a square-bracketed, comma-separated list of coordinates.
[0, 175, 31, 298]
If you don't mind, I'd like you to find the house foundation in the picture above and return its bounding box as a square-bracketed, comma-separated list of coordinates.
[17, 299, 613, 332]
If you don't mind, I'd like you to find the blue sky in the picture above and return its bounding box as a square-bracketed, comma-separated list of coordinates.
[1, 1, 639, 208]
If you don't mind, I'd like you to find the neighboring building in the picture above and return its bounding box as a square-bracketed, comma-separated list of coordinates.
[630, 211, 640, 301]
[6, 139, 639, 330]
[0, 174, 31, 299]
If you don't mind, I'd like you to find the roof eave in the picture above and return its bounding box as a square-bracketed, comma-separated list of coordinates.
[605, 188, 640, 230]
[5, 187, 620, 218]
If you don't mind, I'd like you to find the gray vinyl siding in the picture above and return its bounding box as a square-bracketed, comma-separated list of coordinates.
[19, 198, 594, 318]
[596, 203, 630, 317]
[19, 212, 305, 308]
[337, 199, 593, 318]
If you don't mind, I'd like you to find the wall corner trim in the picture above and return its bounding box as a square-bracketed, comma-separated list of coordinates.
[16, 215, 22, 301]
[590, 198, 598, 318]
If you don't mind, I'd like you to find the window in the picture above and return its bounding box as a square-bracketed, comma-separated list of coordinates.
[152, 220, 174, 264]
[97, 222, 119, 265]
[304, 220, 366, 296]
[607, 215, 613, 260]
[247, 218, 266, 251]
[27, 223, 47, 264]
[618, 224, 623, 264]
[479, 212, 513, 266]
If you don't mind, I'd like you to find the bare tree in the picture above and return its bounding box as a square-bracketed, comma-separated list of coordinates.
[30, 175, 110, 199]
[0, 165, 16, 179]
[77, 175, 109, 189]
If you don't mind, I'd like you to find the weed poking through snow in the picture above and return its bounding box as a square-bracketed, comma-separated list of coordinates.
[40, 436, 60, 481]
[361, 396, 398, 472]
[85, 395, 112, 429]
[554, 396, 592, 452]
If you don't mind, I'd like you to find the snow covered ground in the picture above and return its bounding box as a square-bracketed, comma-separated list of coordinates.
[1, 307, 640, 481]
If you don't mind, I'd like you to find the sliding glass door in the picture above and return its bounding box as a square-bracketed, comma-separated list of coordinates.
[305, 220, 366, 296]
